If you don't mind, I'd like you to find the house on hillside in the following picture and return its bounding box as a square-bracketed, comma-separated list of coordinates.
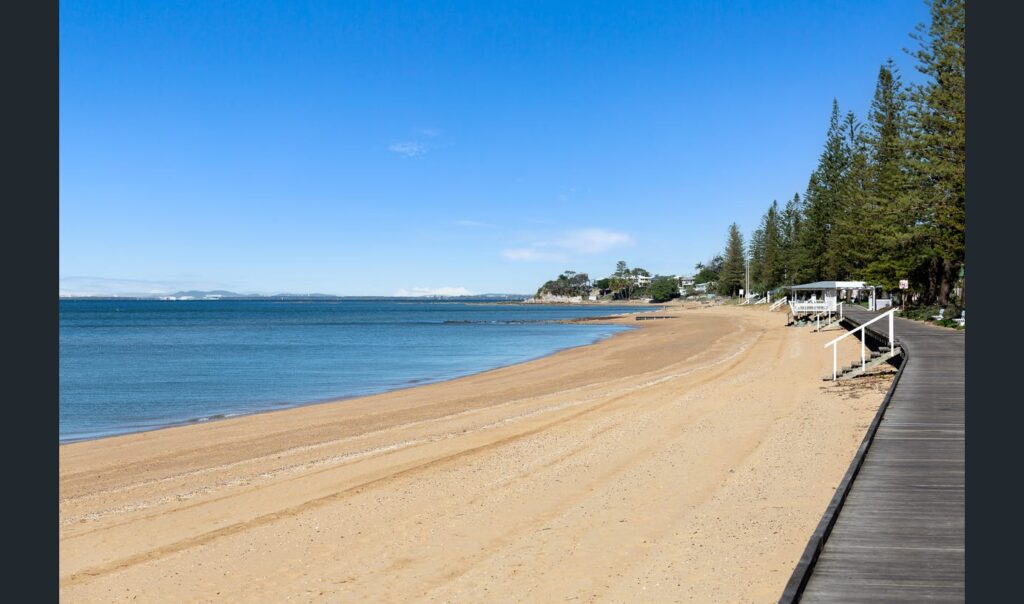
[677, 276, 694, 296]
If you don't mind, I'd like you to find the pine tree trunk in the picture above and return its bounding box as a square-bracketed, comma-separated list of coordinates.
[936, 258, 954, 307]
[960, 270, 966, 310]
[925, 258, 940, 305]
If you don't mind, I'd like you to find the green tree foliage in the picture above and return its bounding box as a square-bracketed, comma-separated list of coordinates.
[732, 0, 963, 309]
[860, 60, 921, 291]
[797, 100, 848, 282]
[693, 255, 722, 285]
[589, 261, 654, 299]
[536, 271, 590, 298]
[748, 226, 765, 290]
[748, 200, 784, 292]
[906, 0, 965, 306]
[608, 260, 634, 298]
[779, 193, 803, 285]
[829, 110, 873, 278]
[717, 223, 746, 297]
[869, 61, 910, 204]
[647, 277, 679, 302]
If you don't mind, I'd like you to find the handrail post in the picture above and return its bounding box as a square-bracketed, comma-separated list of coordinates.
[888, 311, 894, 350]
[861, 329, 865, 370]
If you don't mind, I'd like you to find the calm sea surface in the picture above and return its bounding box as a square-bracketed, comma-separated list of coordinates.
[59, 299, 640, 442]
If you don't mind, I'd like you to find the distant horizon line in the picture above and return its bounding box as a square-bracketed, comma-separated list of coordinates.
[59, 291, 533, 300]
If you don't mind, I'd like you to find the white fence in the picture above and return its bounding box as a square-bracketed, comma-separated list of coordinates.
[789, 300, 834, 314]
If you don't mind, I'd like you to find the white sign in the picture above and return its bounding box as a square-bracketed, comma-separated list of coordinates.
[899, 279, 909, 290]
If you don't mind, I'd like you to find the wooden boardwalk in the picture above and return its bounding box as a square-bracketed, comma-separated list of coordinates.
[783, 307, 965, 602]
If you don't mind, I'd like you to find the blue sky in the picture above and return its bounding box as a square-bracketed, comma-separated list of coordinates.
[60, 0, 930, 296]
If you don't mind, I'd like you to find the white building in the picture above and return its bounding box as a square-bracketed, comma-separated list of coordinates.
[787, 281, 866, 315]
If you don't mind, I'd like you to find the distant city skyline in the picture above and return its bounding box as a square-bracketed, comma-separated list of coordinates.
[60, 0, 929, 296]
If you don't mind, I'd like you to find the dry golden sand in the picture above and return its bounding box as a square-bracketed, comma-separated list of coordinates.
[59, 304, 891, 603]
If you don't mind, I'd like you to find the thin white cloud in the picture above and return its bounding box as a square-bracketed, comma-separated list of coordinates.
[388, 141, 431, 157]
[500, 227, 632, 262]
[500, 248, 567, 262]
[393, 286, 474, 297]
[390, 128, 444, 156]
[555, 228, 633, 254]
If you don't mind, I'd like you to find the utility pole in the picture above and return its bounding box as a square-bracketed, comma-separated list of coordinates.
[745, 257, 750, 300]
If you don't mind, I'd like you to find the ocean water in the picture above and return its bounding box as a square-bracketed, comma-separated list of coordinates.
[59, 299, 640, 442]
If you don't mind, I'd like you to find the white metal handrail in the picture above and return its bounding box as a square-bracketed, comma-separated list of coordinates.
[769, 296, 788, 311]
[823, 308, 896, 380]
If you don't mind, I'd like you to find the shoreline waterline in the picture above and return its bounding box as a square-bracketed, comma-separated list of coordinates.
[59, 318, 638, 445]
[59, 300, 654, 444]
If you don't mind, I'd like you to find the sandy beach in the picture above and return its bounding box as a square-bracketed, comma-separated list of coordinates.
[59, 304, 891, 602]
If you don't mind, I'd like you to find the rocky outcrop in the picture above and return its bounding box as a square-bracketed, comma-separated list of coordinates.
[526, 293, 584, 304]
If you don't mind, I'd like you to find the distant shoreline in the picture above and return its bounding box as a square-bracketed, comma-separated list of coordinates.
[59, 294, 534, 302]
[58, 295, 678, 307]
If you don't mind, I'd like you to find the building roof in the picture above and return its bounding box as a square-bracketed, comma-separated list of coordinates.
[788, 280, 866, 290]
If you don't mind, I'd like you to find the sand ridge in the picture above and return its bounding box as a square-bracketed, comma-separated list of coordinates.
[59, 304, 891, 602]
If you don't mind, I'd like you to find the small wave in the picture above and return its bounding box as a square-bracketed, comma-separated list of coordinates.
[194, 414, 227, 423]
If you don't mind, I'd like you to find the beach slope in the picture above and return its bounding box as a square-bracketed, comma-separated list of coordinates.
[60, 305, 889, 602]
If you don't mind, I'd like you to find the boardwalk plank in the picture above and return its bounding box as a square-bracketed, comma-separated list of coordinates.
[792, 308, 965, 603]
